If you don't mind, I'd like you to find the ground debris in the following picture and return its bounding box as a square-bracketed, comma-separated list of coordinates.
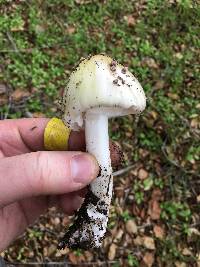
[142, 236, 156, 250]
[138, 168, 149, 180]
[11, 89, 30, 102]
[142, 252, 155, 267]
[125, 219, 138, 234]
[153, 225, 165, 239]
[108, 243, 117, 260]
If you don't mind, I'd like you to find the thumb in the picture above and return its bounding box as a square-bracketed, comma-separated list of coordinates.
[0, 151, 99, 207]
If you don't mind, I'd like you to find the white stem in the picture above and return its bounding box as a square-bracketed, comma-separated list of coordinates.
[85, 111, 113, 201]
[58, 110, 113, 249]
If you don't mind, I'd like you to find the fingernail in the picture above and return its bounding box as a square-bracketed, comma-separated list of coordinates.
[71, 153, 99, 184]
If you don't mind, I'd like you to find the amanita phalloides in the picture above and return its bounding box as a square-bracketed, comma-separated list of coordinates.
[58, 54, 146, 249]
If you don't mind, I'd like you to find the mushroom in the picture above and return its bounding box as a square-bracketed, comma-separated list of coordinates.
[58, 54, 146, 249]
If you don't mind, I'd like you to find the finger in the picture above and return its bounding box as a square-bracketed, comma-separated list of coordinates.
[0, 193, 84, 252]
[0, 118, 49, 155]
[58, 193, 84, 215]
[0, 151, 99, 207]
[76, 187, 88, 197]
[68, 130, 85, 151]
[1, 118, 85, 152]
[16, 193, 84, 227]
[0, 119, 122, 166]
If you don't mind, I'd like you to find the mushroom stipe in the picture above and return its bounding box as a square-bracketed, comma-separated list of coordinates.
[59, 54, 146, 249]
[58, 187, 107, 250]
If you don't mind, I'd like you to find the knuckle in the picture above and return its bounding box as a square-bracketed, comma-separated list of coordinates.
[33, 151, 51, 193]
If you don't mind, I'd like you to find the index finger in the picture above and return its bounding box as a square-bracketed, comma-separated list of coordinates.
[0, 118, 85, 153]
[0, 118, 122, 167]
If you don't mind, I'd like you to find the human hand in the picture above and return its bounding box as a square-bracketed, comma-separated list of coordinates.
[0, 118, 122, 252]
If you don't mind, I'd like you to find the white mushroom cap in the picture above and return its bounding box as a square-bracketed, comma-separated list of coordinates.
[62, 54, 146, 130]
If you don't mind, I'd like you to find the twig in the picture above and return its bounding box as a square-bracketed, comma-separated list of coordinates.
[6, 32, 19, 53]
[137, 223, 152, 229]
[113, 164, 136, 177]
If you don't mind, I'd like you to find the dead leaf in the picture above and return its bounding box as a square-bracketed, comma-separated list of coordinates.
[108, 243, 117, 260]
[126, 219, 138, 235]
[187, 228, 200, 243]
[134, 236, 143, 246]
[115, 187, 124, 198]
[182, 247, 193, 256]
[43, 247, 48, 257]
[151, 189, 162, 201]
[115, 206, 123, 215]
[148, 199, 161, 220]
[190, 118, 199, 128]
[143, 252, 155, 267]
[11, 89, 30, 101]
[153, 225, 165, 239]
[142, 236, 155, 250]
[167, 92, 179, 100]
[68, 252, 85, 264]
[68, 252, 78, 264]
[140, 208, 146, 219]
[197, 195, 200, 203]
[132, 204, 140, 216]
[124, 15, 136, 26]
[188, 228, 200, 236]
[55, 250, 62, 257]
[138, 168, 149, 180]
[11, 22, 25, 31]
[154, 80, 165, 90]
[143, 58, 158, 69]
[84, 251, 93, 261]
[32, 112, 46, 118]
[60, 247, 69, 255]
[113, 228, 124, 243]
[150, 110, 159, 120]
[125, 131, 132, 138]
[130, 167, 139, 176]
[66, 26, 76, 34]
[175, 261, 187, 267]
[47, 244, 57, 257]
[50, 217, 60, 226]
[75, 0, 92, 4]
[62, 216, 70, 226]
[197, 254, 200, 267]
[174, 52, 183, 59]
[35, 24, 46, 34]
[139, 148, 150, 158]
[154, 163, 162, 176]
